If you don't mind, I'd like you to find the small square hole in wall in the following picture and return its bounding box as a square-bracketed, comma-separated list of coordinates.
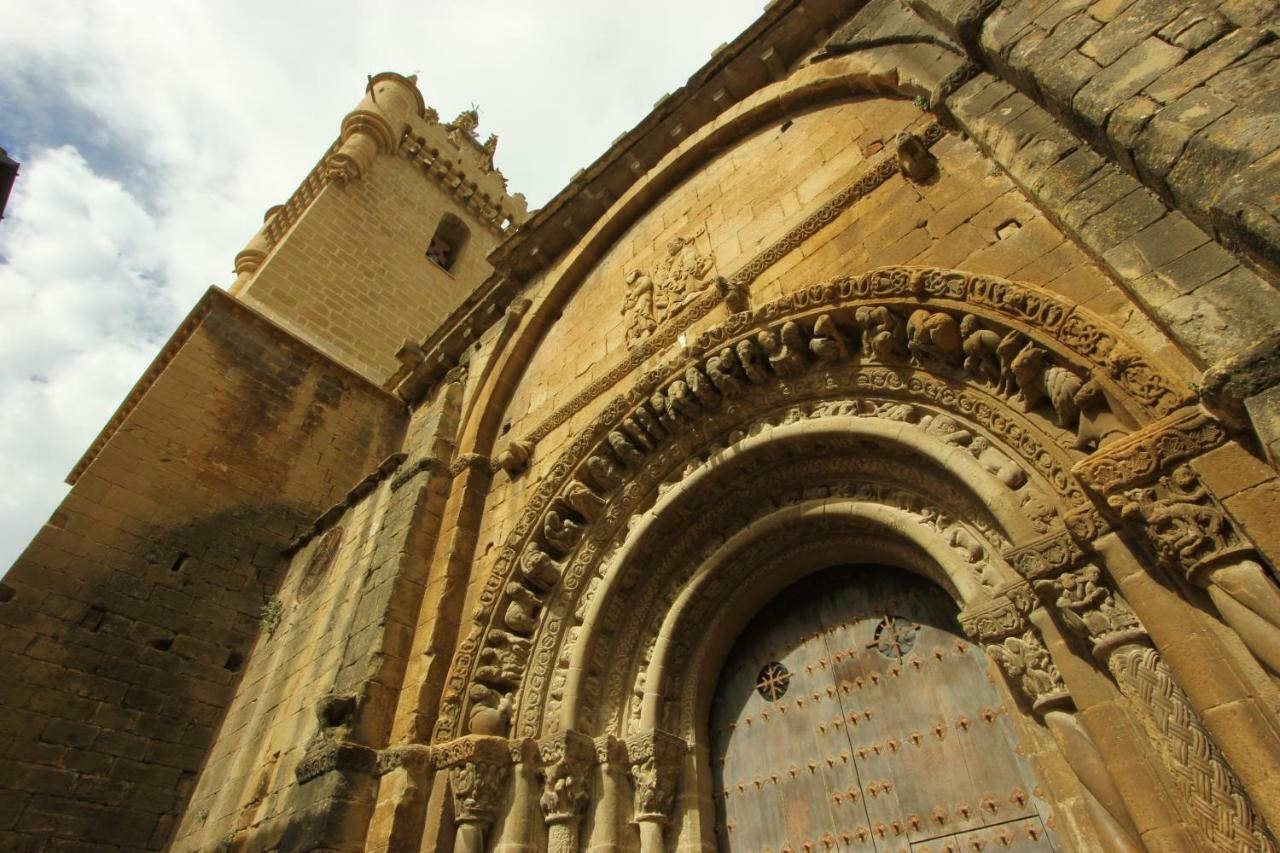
[0, 583, 13, 603]
[996, 220, 1021, 240]
[150, 637, 173, 653]
[170, 552, 188, 573]
[224, 651, 244, 673]
[779, 120, 793, 133]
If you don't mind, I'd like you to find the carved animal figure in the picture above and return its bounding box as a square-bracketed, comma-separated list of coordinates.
[906, 309, 962, 367]
[563, 480, 605, 522]
[961, 314, 1003, 386]
[1072, 379, 1129, 450]
[519, 547, 562, 591]
[994, 330, 1027, 397]
[968, 436, 1026, 488]
[1008, 342, 1049, 411]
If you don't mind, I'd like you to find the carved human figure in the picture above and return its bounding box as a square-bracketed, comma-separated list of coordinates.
[809, 313, 849, 361]
[586, 453, 624, 492]
[543, 510, 584, 555]
[1108, 467, 1229, 568]
[757, 322, 807, 375]
[854, 305, 903, 360]
[735, 338, 770, 383]
[467, 684, 513, 735]
[705, 347, 747, 396]
[503, 582, 541, 635]
[520, 547, 563, 591]
[622, 270, 658, 348]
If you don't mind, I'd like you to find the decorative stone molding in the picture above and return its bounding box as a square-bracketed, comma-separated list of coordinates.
[1073, 408, 1228, 498]
[435, 266, 1191, 744]
[1004, 528, 1088, 580]
[958, 592, 1028, 642]
[1109, 646, 1277, 851]
[449, 452, 495, 480]
[375, 744, 434, 776]
[624, 729, 687, 824]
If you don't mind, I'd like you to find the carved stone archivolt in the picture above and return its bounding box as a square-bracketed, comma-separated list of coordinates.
[434, 265, 1192, 747]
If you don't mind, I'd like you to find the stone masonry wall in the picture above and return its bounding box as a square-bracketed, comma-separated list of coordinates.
[239, 153, 504, 386]
[0, 293, 405, 852]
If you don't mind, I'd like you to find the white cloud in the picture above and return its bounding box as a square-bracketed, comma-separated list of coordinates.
[0, 0, 762, 570]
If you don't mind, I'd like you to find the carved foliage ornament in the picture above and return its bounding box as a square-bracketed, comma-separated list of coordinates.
[435, 267, 1187, 743]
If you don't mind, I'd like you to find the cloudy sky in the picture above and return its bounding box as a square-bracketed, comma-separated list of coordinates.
[0, 0, 762, 570]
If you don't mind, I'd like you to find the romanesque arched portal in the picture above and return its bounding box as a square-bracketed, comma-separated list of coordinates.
[422, 267, 1280, 853]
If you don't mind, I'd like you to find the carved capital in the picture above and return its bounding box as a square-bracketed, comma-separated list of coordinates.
[449, 452, 495, 479]
[376, 744, 434, 776]
[1106, 465, 1247, 582]
[959, 592, 1029, 642]
[1034, 565, 1147, 659]
[538, 730, 595, 824]
[984, 630, 1071, 715]
[1073, 408, 1227, 496]
[624, 729, 687, 823]
[436, 735, 512, 827]
[1004, 528, 1089, 580]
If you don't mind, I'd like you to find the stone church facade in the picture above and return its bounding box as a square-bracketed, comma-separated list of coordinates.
[5, 0, 1280, 850]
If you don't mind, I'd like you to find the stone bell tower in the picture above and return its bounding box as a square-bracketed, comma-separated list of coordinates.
[228, 72, 528, 386]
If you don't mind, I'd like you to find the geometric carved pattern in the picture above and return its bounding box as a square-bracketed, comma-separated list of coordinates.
[1109, 646, 1278, 851]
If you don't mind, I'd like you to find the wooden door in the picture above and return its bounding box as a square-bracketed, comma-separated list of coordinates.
[711, 566, 1058, 853]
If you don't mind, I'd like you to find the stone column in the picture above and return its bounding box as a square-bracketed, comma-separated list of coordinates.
[624, 730, 686, 853]
[538, 731, 595, 853]
[494, 739, 537, 853]
[589, 736, 625, 852]
[437, 735, 512, 853]
[1037, 565, 1278, 851]
[961, 590, 1143, 852]
[367, 745, 434, 852]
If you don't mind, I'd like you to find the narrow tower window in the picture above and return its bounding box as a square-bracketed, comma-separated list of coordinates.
[426, 213, 469, 273]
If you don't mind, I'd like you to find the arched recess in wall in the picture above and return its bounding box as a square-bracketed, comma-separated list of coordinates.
[433, 267, 1280, 852]
[427, 212, 470, 272]
[455, 47, 975, 462]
